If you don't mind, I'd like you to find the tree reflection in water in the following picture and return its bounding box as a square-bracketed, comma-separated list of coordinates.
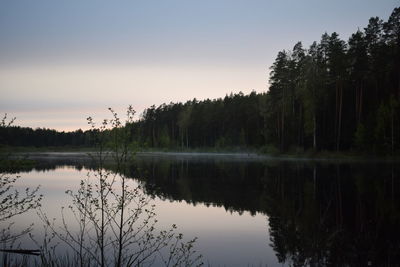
[20, 155, 400, 266]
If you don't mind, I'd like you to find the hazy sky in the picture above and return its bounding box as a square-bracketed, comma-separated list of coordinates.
[0, 1, 398, 131]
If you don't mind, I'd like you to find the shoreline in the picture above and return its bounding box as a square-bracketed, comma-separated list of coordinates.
[5, 150, 399, 162]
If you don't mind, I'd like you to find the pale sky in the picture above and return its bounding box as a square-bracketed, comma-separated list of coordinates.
[0, 1, 398, 131]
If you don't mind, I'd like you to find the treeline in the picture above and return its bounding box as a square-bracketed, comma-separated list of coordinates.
[130, 91, 264, 149]
[0, 126, 92, 147]
[135, 8, 400, 152]
[1, 7, 399, 154]
[0, 92, 266, 150]
[132, 7, 400, 154]
[264, 7, 400, 153]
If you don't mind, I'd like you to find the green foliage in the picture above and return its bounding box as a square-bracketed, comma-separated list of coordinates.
[354, 123, 367, 151]
[263, 7, 400, 154]
[375, 102, 391, 150]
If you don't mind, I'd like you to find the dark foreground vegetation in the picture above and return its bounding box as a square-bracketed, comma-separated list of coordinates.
[1, 7, 399, 157]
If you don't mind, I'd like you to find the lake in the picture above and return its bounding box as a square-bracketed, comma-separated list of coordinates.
[3, 152, 400, 266]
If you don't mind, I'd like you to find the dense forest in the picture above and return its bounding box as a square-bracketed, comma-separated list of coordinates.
[0, 122, 91, 147]
[1, 7, 399, 155]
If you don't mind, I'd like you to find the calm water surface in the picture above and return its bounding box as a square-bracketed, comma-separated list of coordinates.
[6, 153, 400, 266]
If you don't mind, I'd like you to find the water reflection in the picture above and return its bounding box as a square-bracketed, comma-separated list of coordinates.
[263, 163, 400, 266]
[11, 154, 400, 266]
